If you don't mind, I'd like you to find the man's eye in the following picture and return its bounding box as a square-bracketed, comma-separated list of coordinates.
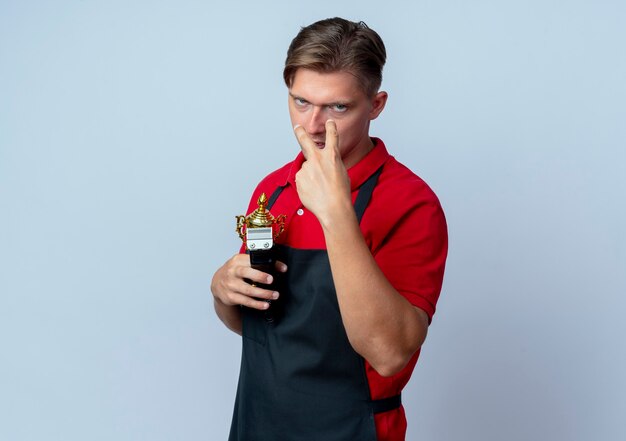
[331, 104, 348, 113]
[294, 98, 308, 106]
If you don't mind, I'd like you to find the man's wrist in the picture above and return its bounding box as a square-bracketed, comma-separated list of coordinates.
[318, 199, 359, 233]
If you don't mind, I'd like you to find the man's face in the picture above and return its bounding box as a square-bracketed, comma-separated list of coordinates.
[288, 69, 387, 168]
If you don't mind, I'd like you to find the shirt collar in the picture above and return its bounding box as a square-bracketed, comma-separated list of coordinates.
[285, 138, 389, 191]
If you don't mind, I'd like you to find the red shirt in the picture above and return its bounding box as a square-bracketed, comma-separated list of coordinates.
[242, 138, 448, 440]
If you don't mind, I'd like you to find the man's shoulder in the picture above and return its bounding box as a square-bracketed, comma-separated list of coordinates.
[255, 159, 296, 191]
[379, 155, 442, 207]
[244, 159, 296, 215]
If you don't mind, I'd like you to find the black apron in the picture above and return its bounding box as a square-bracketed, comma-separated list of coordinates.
[229, 166, 400, 441]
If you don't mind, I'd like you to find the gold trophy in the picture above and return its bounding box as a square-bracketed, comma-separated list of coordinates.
[236, 193, 286, 253]
[236, 193, 286, 322]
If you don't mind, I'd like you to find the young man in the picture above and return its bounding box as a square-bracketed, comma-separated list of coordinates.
[211, 17, 448, 441]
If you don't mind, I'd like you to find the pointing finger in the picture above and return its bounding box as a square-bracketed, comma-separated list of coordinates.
[324, 119, 339, 154]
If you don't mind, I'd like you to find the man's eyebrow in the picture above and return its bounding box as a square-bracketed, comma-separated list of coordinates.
[289, 92, 307, 101]
[289, 93, 353, 106]
[329, 100, 352, 106]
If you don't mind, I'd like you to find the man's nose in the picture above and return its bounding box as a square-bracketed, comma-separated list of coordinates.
[305, 106, 326, 135]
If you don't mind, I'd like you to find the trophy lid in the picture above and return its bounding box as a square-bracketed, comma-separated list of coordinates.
[236, 193, 286, 246]
[246, 193, 275, 228]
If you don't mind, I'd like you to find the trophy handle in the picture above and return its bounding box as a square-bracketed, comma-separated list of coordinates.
[274, 214, 286, 240]
[235, 215, 247, 244]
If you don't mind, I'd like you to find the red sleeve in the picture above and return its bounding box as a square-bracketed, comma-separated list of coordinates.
[371, 183, 448, 322]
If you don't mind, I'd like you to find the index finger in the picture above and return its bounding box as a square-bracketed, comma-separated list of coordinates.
[293, 124, 316, 160]
[324, 119, 339, 154]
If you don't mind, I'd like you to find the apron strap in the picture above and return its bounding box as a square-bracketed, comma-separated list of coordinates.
[353, 164, 384, 224]
[371, 393, 402, 414]
[266, 185, 286, 211]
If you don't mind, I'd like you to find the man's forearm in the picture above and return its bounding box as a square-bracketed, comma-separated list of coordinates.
[320, 204, 428, 377]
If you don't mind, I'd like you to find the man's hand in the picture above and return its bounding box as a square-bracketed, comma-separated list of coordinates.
[293, 120, 352, 226]
[211, 254, 287, 310]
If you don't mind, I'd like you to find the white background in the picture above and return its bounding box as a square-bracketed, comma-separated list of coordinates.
[1, 1, 624, 440]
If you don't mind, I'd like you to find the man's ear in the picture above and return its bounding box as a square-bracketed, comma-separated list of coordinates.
[369, 91, 388, 120]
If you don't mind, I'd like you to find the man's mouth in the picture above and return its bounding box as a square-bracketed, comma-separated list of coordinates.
[314, 141, 325, 148]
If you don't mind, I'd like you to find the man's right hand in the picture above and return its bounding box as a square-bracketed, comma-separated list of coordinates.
[211, 254, 286, 311]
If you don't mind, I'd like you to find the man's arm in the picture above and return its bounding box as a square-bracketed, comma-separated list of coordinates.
[322, 207, 430, 377]
[211, 254, 287, 335]
[294, 120, 429, 377]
